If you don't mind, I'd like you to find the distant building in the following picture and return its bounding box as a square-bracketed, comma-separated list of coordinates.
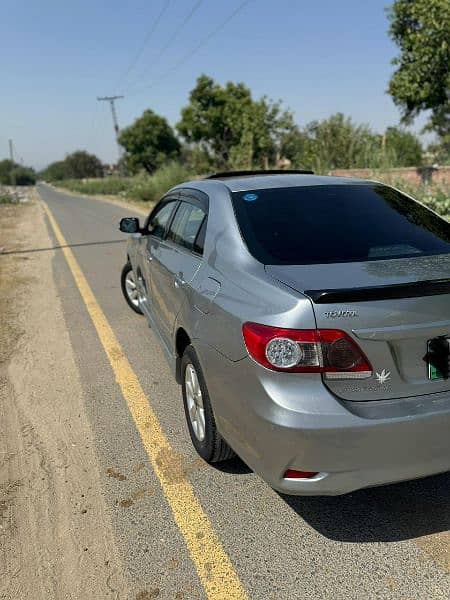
[102, 163, 120, 177]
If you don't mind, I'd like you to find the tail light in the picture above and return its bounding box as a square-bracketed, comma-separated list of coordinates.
[242, 322, 372, 379]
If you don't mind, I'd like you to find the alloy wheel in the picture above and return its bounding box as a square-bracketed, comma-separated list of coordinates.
[125, 270, 140, 308]
[185, 364, 205, 441]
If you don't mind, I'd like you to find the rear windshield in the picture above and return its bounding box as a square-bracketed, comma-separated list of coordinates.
[231, 184, 450, 265]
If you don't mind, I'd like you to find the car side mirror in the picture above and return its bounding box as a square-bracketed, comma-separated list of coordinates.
[119, 217, 140, 234]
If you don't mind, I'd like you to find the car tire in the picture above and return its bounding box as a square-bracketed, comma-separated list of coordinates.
[121, 262, 143, 315]
[181, 345, 235, 463]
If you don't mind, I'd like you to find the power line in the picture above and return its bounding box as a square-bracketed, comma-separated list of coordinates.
[127, 0, 204, 88]
[95, 0, 249, 163]
[90, 3, 172, 150]
[127, 0, 251, 97]
[114, 0, 171, 91]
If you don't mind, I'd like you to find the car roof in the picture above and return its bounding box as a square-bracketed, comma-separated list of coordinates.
[174, 173, 374, 195]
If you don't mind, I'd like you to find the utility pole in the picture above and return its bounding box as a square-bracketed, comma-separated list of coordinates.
[8, 139, 16, 194]
[97, 95, 124, 173]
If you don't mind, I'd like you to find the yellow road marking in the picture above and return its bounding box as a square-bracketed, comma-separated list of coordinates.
[42, 201, 248, 599]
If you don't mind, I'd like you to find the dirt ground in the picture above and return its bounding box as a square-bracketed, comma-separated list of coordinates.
[0, 197, 129, 599]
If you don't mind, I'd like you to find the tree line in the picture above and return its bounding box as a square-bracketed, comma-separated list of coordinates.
[117, 79, 426, 176]
[35, 0, 450, 181]
[40, 80, 425, 182]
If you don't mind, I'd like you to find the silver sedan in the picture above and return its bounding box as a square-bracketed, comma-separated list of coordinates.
[120, 171, 450, 495]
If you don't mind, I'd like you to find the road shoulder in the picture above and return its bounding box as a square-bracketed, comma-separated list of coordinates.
[0, 198, 129, 599]
[48, 183, 150, 216]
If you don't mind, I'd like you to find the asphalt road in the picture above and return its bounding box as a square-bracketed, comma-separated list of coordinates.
[37, 183, 449, 599]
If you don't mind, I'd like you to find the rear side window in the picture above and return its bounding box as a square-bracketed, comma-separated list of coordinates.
[193, 217, 207, 254]
[167, 201, 206, 254]
[232, 185, 450, 265]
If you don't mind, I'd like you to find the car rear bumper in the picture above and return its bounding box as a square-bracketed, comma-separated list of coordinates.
[197, 343, 450, 495]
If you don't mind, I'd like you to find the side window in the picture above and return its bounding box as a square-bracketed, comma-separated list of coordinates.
[193, 216, 207, 254]
[167, 202, 207, 254]
[147, 201, 177, 239]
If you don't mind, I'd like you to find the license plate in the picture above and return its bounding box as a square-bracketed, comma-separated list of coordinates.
[427, 339, 447, 380]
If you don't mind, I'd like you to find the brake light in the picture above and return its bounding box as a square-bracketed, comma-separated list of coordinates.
[242, 322, 372, 378]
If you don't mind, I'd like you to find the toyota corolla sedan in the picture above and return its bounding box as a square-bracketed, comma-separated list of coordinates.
[119, 170, 450, 495]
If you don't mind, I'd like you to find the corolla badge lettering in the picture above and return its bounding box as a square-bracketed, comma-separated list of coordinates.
[324, 310, 358, 318]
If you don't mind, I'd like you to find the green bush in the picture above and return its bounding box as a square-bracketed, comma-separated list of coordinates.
[375, 177, 448, 219]
[421, 191, 450, 218]
[0, 160, 36, 186]
[126, 163, 193, 202]
[57, 177, 131, 195]
[55, 163, 449, 220]
[0, 192, 13, 204]
[57, 162, 194, 204]
[400, 183, 449, 219]
[41, 150, 103, 180]
[11, 166, 36, 186]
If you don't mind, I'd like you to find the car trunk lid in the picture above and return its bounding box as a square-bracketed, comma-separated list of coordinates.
[266, 254, 450, 401]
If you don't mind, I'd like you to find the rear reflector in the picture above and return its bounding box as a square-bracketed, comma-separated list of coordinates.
[284, 469, 318, 479]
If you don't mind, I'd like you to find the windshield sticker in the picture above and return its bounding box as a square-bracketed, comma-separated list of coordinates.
[243, 193, 258, 202]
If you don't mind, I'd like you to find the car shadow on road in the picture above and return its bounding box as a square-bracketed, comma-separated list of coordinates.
[213, 458, 449, 542]
[279, 471, 450, 542]
[213, 456, 253, 475]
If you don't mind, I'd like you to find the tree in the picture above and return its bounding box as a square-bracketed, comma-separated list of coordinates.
[63, 150, 103, 179]
[177, 75, 294, 169]
[384, 126, 422, 166]
[301, 113, 383, 172]
[11, 166, 36, 185]
[119, 110, 180, 174]
[387, 0, 450, 153]
[279, 119, 423, 171]
[0, 159, 16, 184]
[278, 125, 312, 170]
[0, 159, 36, 185]
[427, 140, 450, 165]
[40, 160, 70, 181]
[41, 151, 103, 181]
[180, 144, 215, 174]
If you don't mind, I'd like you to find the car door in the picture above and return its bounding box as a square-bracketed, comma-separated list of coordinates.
[150, 191, 208, 350]
[137, 197, 179, 315]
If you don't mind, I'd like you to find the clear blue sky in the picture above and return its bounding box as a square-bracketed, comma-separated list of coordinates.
[0, 0, 431, 170]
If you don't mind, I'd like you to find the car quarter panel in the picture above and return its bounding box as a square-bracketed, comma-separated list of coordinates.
[171, 182, 317, 361]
